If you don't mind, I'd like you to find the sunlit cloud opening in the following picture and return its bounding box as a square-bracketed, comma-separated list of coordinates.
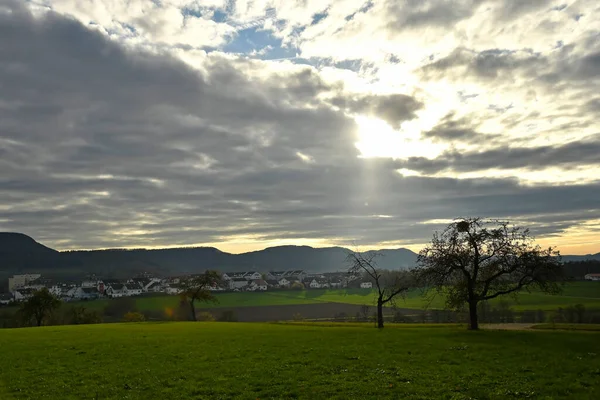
[354, 116, 444, 159]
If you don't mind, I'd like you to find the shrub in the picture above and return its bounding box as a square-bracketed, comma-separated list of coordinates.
[123, 312, 145, 322]
[104, 297, 137, 318]
[69, 306, 102, 325]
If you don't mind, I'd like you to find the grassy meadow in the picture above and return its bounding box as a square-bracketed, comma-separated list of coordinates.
[0, 322, 599, 399]
[70, 281, 600, 313]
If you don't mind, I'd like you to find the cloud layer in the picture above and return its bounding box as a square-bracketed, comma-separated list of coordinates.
[1, 1, 599, 254]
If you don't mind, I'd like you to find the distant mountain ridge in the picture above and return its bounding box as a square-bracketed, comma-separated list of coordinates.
[1, 233, 599, 280]
[0, 233, 418, 279]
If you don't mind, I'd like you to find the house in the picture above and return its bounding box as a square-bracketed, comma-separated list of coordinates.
[266, 271, 286, 280]
[308, 278, 329, 289]
[13, 288, 36, 302]
[0, 293, 13, 305]
[128, 278, 149, 291]
[48, 284, 65, 297]
[360, 282, 373, 289]
[584, 273, 600, 281]
[244, 271, 262, 281]
[309, 279, 321, 289]
[81, 280, 98, 288]
[105, 283, 128, 298]
[165, 285, 183, 295]
[68, 287, 101, 300]
[8, 274, 41, 292]
[227, 272, 247, 279]
[126, 286, 143, 296]
[278, 278, 291, 288]
[229, 278, 249, 290]
[265, 279, 280, 288]
[329, 279, 343, 288]
[250, 279, 268, 291]
[145, 280, 163, 293]
[285, 270, 307, 281]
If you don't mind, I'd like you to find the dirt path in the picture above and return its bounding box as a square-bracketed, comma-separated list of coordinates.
[481, 323, 536, 330]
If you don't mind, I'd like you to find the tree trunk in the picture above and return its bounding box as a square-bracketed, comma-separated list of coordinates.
[377, 298, 384, 329]
[468, 300, 479, 330]
[189, 300, 197, 321]
[36, 316, 43, 327]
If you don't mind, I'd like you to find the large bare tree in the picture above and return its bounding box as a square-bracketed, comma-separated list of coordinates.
[347, 251, 412, 328]
[415, 218, 563, 330]
[180, 270, 222, 321]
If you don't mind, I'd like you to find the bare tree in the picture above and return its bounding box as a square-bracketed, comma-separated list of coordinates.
[180, 270, 222, 321]
[415, 218, 564, 330]
[347, 251, 411, 328]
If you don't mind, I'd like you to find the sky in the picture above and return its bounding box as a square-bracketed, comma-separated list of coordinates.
[1, 0, 599, 255]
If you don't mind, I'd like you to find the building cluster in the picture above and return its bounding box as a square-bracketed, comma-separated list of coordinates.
[1, 273, 172, 304]
[0, 270, 372, 305]
[222, 270, 370, 291]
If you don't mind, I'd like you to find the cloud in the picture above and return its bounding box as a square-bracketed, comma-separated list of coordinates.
[329, 93, 423, 128]
[396, 134, 600, 175]
[1, 1, 599, 254]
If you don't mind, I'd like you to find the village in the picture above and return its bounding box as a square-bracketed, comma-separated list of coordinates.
[0, 270, 373, 305]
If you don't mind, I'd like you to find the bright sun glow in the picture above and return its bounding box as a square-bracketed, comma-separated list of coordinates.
[354, 116, 443, 159]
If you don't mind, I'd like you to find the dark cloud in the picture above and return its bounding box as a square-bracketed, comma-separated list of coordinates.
[385, 0, 485, 31]
[423, 113, 502, 143]
[329, 93, 423, 128]
[397, 134, 600, 174]
[422, 48, 547, 81]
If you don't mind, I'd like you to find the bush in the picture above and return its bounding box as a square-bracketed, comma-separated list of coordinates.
[68, 306, 102, 325]
[104, 297, 137, 318]
[123, 312, 145, 322]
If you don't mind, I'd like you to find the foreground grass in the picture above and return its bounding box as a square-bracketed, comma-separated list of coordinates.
[1, 323, 599, 399]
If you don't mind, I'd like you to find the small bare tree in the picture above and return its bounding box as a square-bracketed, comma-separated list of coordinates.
[180, 270, 222, 321]
[415, 218, 564, 330]
[347, 251, 411, 329]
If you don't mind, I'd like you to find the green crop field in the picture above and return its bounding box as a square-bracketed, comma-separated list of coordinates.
[270, 282, 600, 311]
[0, 322, 599, 399]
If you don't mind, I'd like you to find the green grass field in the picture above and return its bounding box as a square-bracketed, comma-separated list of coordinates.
[87, 281, 600, 312]
[0, 322, 599, 399]
[40, 281, 597, 320]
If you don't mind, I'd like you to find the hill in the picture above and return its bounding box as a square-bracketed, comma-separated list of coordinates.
[562, 253, 600, 262]
[2, 232, 599, 280]
[0, 233, 418, 278]
[0, 232, 57, 254]
[0, 233, 62, 281]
